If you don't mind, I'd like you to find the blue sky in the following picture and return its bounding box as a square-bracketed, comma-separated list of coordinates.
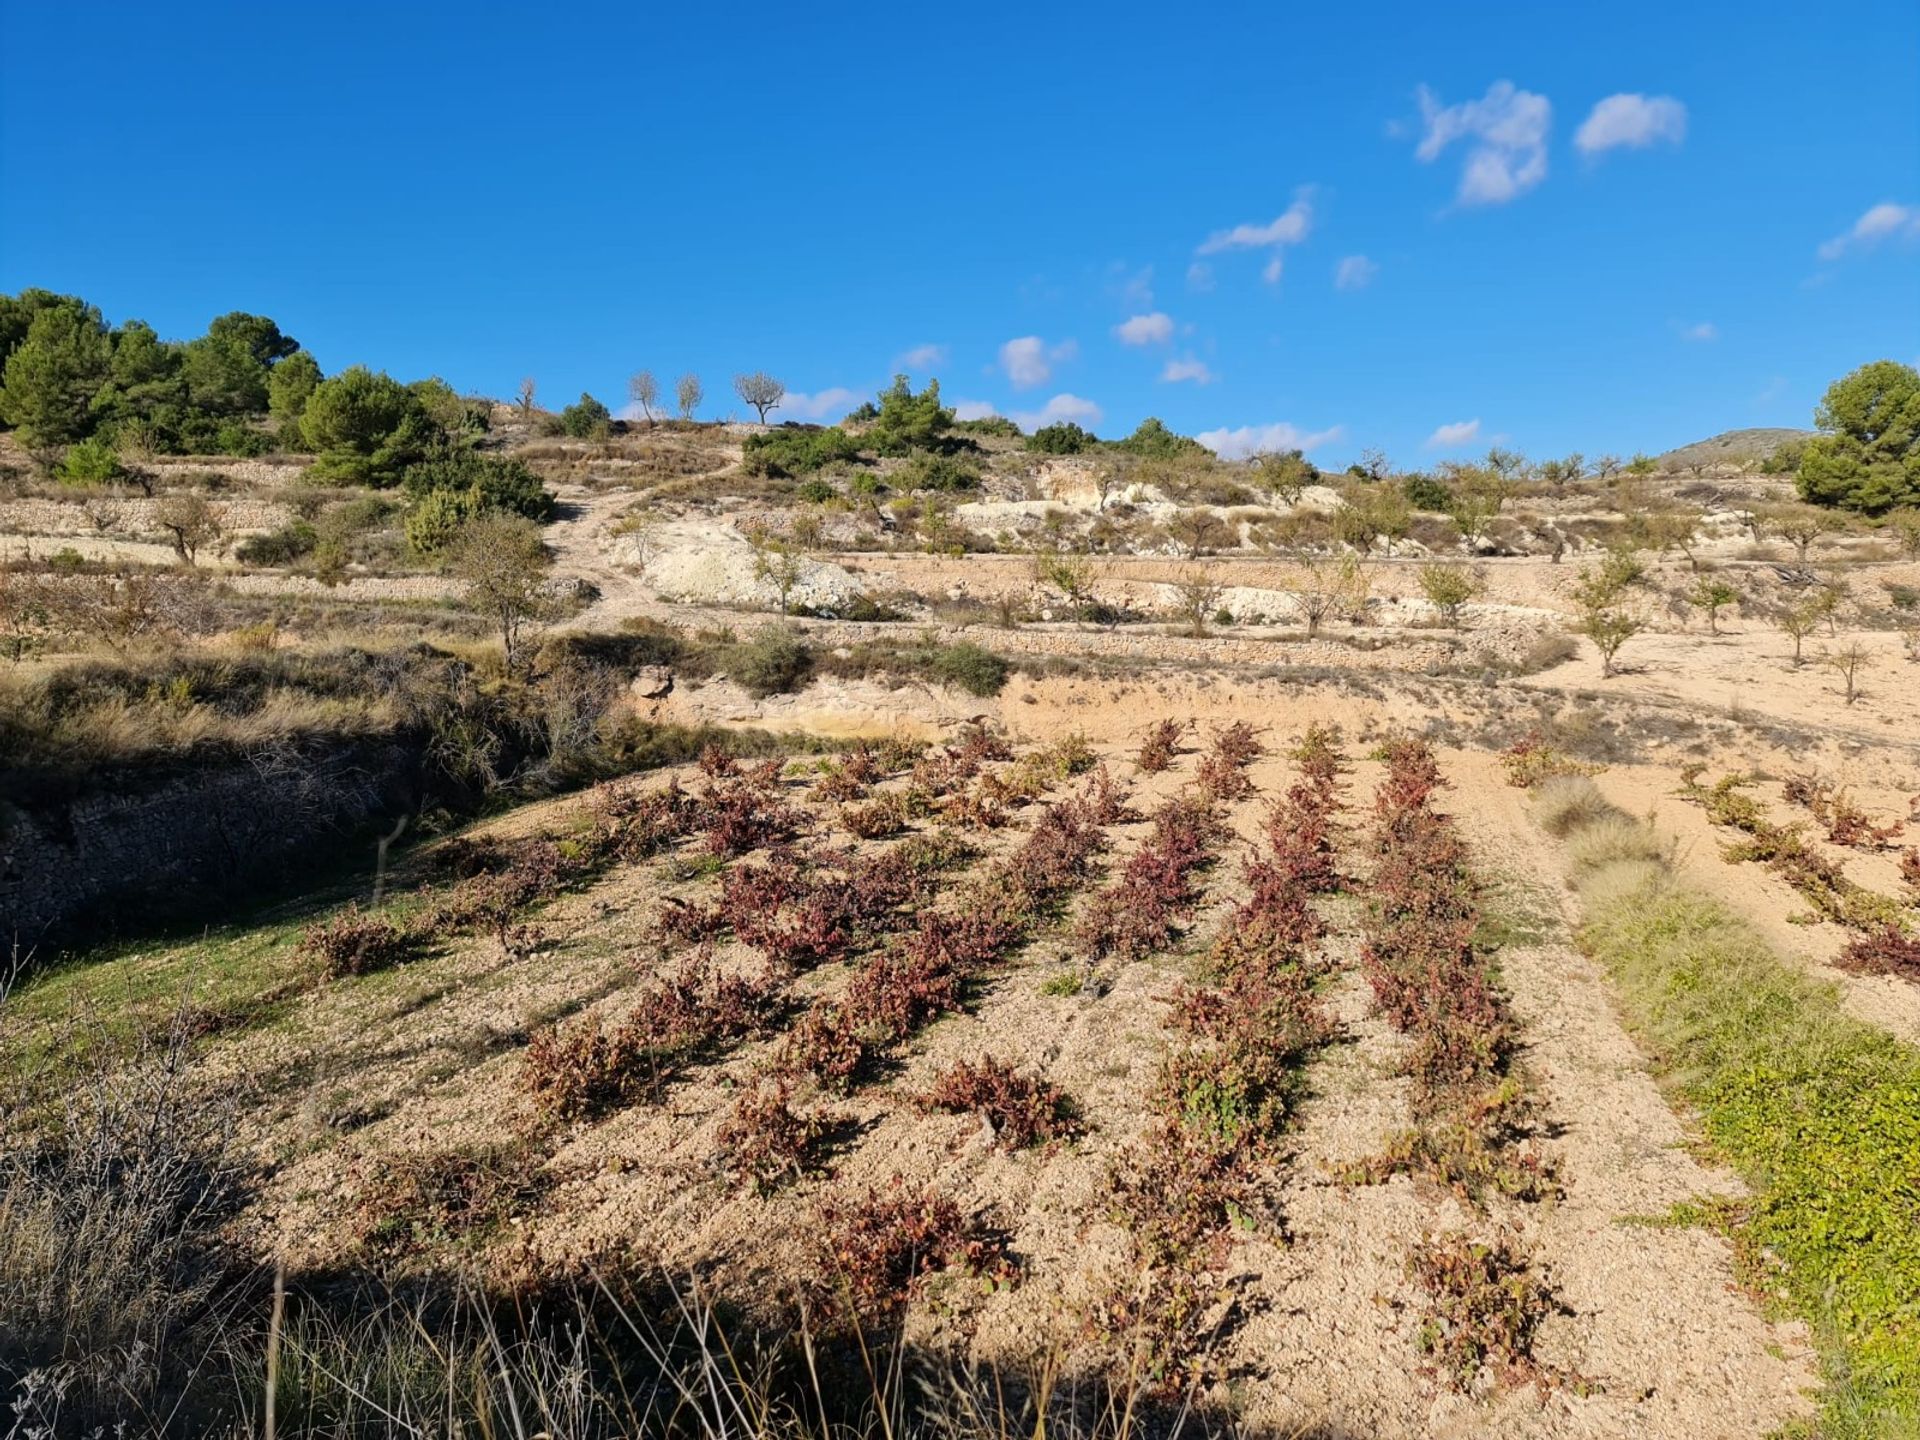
[2, 1, 1916, 465]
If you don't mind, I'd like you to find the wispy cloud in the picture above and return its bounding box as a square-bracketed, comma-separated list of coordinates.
[1817, 202, 1920, 261]
[952, 397, 999, 421]
[1196, 192, 1314, 286]
[1161, 356, 1215, 385]
[1334, 255, 1379, 290]
[1195, 421, 1344, 461]
[1106, 262, 1155, 310]
[1679, 321, 1718, 342]
[1009, 393, 1104, 432]
[998, 336, 1077, 389]
[1414, 81, 1551, 206]
[1424, 418, 1482, 449]
[1574, 93, 1687, 155]
[1186, 262, 1215, 292]
[782, 387, 864, 420]
[895, 343, 948, 371]
[1114, 312, 1174, 346]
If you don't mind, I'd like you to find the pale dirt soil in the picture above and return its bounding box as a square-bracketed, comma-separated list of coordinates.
[130, 720, 1854, 1440]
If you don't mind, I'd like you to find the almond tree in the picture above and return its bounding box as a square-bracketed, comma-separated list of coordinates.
[675, 373, 702, 421]
[733, 371, 785, 424]
[628, 370, 658, 425]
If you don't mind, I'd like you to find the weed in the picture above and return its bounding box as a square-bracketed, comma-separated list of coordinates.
[815, 1181, 1012, 1320]
[1136, 719, 1185, 774]
[715, 1078, 835, 1194]
[296, 905, 422, 978]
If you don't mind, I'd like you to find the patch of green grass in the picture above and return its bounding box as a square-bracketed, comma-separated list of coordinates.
[1576, 862, 1920, 1438]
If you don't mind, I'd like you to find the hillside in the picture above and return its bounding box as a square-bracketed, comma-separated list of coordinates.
[1656, 426, 1813, 471]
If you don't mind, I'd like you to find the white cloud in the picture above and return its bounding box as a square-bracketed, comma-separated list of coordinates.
[1009, 393, 1104, 432]
[1817, 202, 1920, 261]
[1574, 93, 1687, 155]
[782, 387, 864, 420]
[952, 397, 999, 421]
[895, 343, 948, 370]
[1414, 80, 1551, 205]
[1186, 262, 1215, 292]
[998, 335, 1077, 389]
[1161, 357, 1216, 385]
[1195, 422, 1344, 461]
[1114, 312, 1174, 346]
[1424, 418, 1482, 449]
[1261, 255, 1286, 285]
[1680, 321, 1718, 342]
[1198, 195, 1314, 254]
[1334, 255, 1379, 290]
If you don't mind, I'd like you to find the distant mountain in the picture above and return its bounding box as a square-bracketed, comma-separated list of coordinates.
[1656, 427, 1813, 471]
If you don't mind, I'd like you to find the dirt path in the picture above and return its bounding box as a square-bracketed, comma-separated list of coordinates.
[542, 483, 653, 629]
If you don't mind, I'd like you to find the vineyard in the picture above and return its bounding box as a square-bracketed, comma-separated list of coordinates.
[13, 705, 1919, 1439]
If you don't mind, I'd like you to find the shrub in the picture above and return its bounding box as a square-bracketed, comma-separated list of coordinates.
[1531, 775, 1618, 838]
[1836, 927, 1920, 981]
[1025, 421, 1096, 455]
[815, 1182, 1010, 1319]
[894, 451, 980, 493]
[235, 520, 318, 566]
[1136, 718, 1184, 773]
[1499, 730, 1601, 789]
[1401, 472, 1455, 511]
[864, 374, 953, 455]
[1116, 417, 1206, 460]
[715, 1079, 834, 1194]
[558, 392, 612, 438]
[296, 904, 422, 978]
[922, 1057, 1080, 1149]
[729, 628, 813, 697]
[1409, 1232, 1559, 1392]
[927, 641, 1009, 696]
[55, 435, 124, 485]
[741, 426, 860, 477]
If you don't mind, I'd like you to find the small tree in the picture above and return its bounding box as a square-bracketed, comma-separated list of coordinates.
[1170, 507, 1232, 558]
[516, 377, 537, 415]
[155, 492, 224, 566]
[1252, 448, 1317, 506]
[734, 372, 785, 424]
[1484, 446, 1528, 483]
[1823, 641, 1870, 704]
[1333, 481, 1410, 554]
[675, 373, 702, 421]
[1593, 454, 1623, 480]
[629, 370, 659, 425]
[1686, 576, 1739, 634]
[451, 512, 552, 675]
[745, 525, 808, 614]
[1033, 546, 1097, 619]
[1170, 566, 1225, 637]
[1417, 563, 1479, 628]
[1775, 598, 1823, 666]
[1884, 507, 1920, 560]
[1575, 605, 1641, 677]
[1764, 505, 1842, 563]
[1291, 553, 1367, 637]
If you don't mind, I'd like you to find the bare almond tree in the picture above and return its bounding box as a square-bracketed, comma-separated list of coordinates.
[675, 373, 703, 422]
[733, 372, 785, 424]
[516, 377, 537, 415]
[155, 493, 224, 566]
[628, 371, 659, 425]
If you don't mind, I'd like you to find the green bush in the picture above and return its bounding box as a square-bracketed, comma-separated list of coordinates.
[928, 642, 1009, 696]
[953, 415, 1021, 439]
[402, 454, 554, 521]
[559, 392, 612, 439]
[864, 374, 954, 455]
[56, 435, 124, 485]
[1401, 472, 1455, 511]
[795, 477, 837, 503]
[1025, 421, 1096, 455]
[235, 521, 318, 566]
[729, 628, 814, 698]
[405, 489, 479, 557]
[893, 452, 980, 493]
[741, 427, 860, 477]
[1116, 417, 1205, 460]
